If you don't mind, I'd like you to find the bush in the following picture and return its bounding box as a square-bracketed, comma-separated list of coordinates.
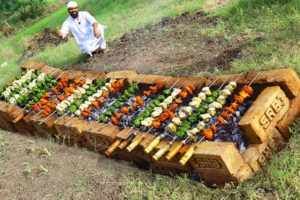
[0, 0, 46, 22]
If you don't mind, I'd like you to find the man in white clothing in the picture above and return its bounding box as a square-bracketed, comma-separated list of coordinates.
[56, 1, 107, 56]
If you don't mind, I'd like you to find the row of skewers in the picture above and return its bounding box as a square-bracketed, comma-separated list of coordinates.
[0, 68, 259, 165]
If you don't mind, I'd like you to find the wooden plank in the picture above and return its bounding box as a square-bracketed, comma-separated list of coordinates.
[63, 70, 85, 79]
[39, 65, 63, 78]
[277, 94, 300, 139]
[82, 70, 107, 79]
[238, 86, 289, 143]
[21, 61, 45, 70]
[134, 74, 173, 85]
[242, 128, 285, 172]
[133, 74, 208, 88]
[106, 70, 138, 84]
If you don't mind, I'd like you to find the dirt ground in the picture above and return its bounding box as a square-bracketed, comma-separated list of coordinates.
[0, 129, 148, 200]
[23, 11, 252, 76]
[21, 28, 68, 60]
[71, 11, 251, 76]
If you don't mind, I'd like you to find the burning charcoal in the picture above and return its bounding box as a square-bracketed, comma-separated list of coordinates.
[214, 138, 223, 143]
[236, 111, 241, 118]
[119, 123, 126, 130]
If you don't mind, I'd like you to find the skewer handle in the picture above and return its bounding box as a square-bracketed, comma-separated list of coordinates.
[179, 144, 197, 165]
[153, 143, 171, 161]
[166, 142, 184, 161]
[127, 134, 143, 152]
[118, 139, 131, 150]
[104, 139, 121, 157]
[144, 136, 160, 154]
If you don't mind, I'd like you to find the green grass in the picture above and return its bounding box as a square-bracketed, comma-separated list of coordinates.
[202, 0, 300, 75]
[31, 0, 206, 66]
[0, 0, 205, 87]
[121, 120, 300, 199]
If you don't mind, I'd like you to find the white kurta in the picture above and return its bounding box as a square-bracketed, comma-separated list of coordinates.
[61, 11, 106, 55]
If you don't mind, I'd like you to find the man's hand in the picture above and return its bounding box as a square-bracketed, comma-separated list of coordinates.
[94, 29, 101, 38]
[55, 27, 63, 38]
[92, 22, 101, 38]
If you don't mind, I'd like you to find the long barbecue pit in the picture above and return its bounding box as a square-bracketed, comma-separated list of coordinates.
[0, 61, 299, 186]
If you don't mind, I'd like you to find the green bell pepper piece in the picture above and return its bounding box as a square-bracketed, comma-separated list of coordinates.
[113, 101, 122, 108]
[132, 84, 139, 91]
[99, 115, 107, 123]
[133, 119, 141, 127]
[152, 99, 160, 106]
[74, 100, 81, 108]
[69, 105, 77, 113]
[196, 107, 206, 114]
[128, 87, 135, 94]
[157, 95, 165, 101]
[211, 90, 219, 100]
[104, 111, 113, 117]
[163, 89, 171, 96]
[188, 116, 197, 123]
[176, 131, 185, 138]
[206, 97, 214, 104]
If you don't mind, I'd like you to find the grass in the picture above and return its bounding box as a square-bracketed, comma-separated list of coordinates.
[121, 120, 300, 199]
[0, 0, 206, 87]
[201, 0, 300, 74]
[0, 0, 299, 198]
[31, 0, 206, 66]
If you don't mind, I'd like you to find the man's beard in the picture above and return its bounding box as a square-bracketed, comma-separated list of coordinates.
[69, 11, 79, 18]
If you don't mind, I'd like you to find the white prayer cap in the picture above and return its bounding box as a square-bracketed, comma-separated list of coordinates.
[67, 1, 78, 8]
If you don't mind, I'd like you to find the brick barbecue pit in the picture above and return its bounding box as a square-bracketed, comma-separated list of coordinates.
[0, 60, 299, 186]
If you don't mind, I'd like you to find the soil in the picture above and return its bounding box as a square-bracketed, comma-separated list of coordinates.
[70, 11, 251, 76]
[0, 130, 147, 200]
[21, 28, 68, 60]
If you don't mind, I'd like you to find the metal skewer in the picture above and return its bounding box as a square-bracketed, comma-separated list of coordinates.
[178, 72, 261, 165]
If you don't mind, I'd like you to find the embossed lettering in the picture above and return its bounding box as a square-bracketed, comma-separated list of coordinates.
[194, 158, 222, 169]
[265, 107, 276, 121]
[271, 97, 283, 113]
[259, 115, 270, 129]
[259, 95, 286, 130]
[258, 155, 267, 166]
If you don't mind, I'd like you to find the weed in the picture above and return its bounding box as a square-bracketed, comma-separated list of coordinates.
[74, 179, 87, 192]
[22, 162, 32, 175]
[38, 164, 49, 176]
[40, 147, 52, 158]
[26, 140, 37, 153]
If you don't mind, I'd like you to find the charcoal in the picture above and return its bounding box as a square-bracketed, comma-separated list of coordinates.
[139, 126, 148, 132]
[118, 123, 126, 130]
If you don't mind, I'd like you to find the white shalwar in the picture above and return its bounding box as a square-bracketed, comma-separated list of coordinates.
[60, 11, 107, 56]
